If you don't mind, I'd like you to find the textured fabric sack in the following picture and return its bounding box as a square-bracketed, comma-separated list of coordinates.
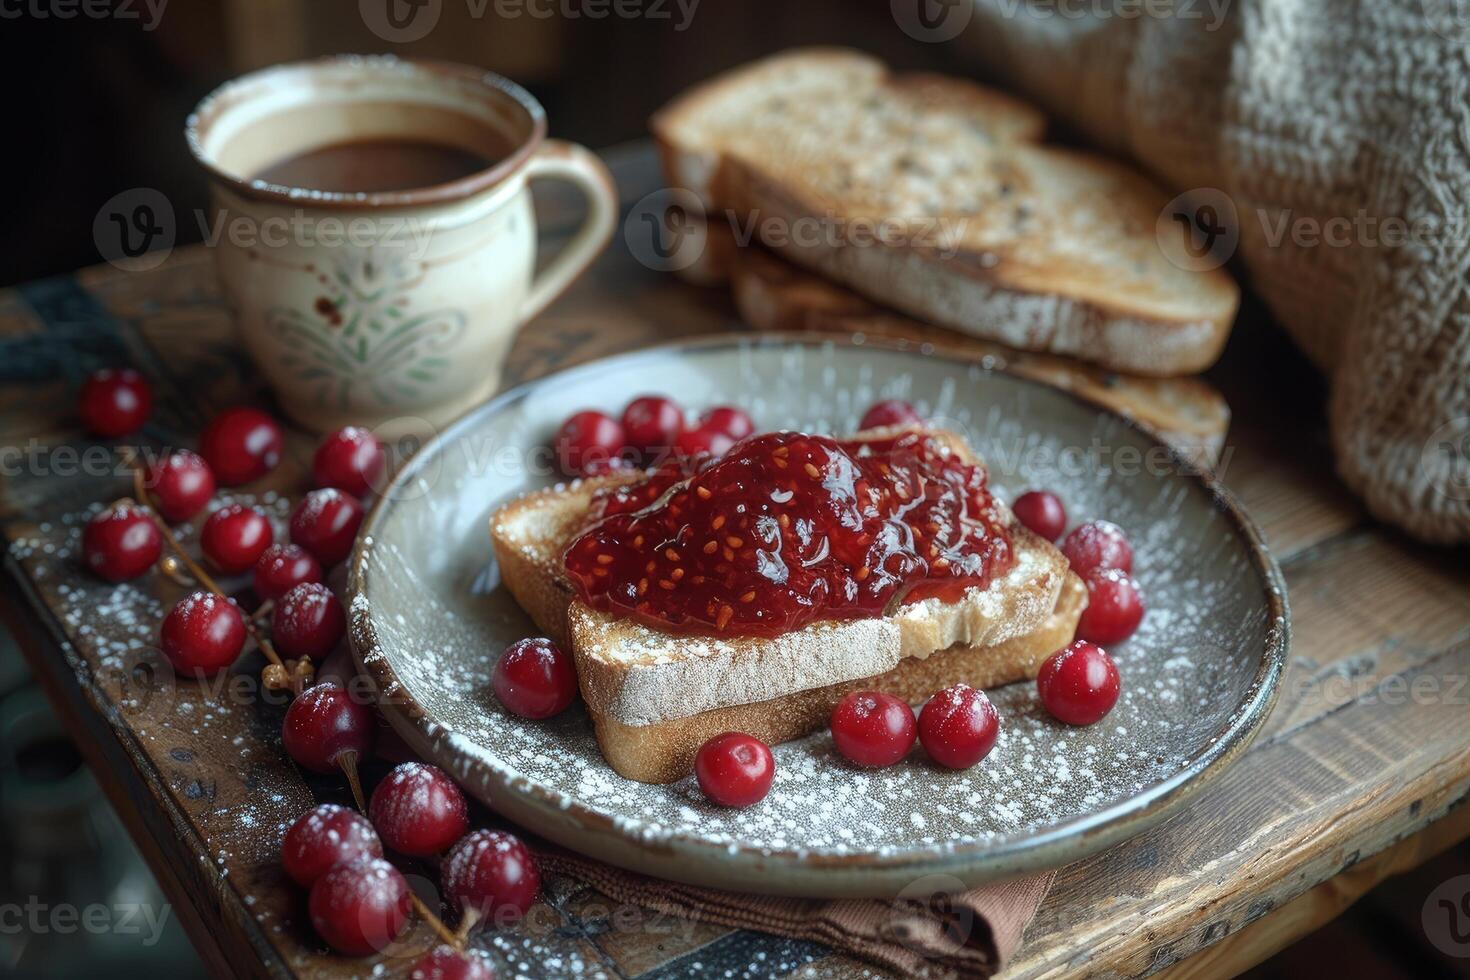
[958, 0, 1470, 543]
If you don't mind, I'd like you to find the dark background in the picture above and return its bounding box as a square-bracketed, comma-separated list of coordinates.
[0, 0, 985, 287]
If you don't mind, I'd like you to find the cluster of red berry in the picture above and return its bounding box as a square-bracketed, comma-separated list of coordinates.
[79, 368, 537, 973]
[76, 368, 384, 685]
[281, 761, 537, 976]
[550, 394, 925, 478]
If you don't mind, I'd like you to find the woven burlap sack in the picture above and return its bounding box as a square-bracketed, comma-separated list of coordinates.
[954, 0, 1470, 543]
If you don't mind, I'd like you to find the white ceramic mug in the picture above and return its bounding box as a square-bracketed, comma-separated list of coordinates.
[187, 56, 617, 436]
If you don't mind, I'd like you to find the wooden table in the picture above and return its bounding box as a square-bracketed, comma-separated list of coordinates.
[3, 143, 1469, 979]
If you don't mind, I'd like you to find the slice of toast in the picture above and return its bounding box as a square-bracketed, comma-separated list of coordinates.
[490, 428, 1071, 768]
[652, 48, 1239, 376]
[728, 240, 1231, 465]
[590, 572, 1084, 783]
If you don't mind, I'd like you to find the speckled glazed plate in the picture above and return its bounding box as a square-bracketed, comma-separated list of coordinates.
[348, 333, 1287, 897]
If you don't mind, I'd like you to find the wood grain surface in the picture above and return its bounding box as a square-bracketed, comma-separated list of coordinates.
[1, 143, 1467, 979]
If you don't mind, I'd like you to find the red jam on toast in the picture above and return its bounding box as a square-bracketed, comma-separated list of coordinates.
[563, 431, 1014, 638]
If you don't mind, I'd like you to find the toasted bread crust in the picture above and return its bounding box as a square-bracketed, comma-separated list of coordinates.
[591, 573, 1085, 783]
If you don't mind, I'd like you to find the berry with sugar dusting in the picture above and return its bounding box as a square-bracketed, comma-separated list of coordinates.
[1060, 520, 1133, 576]
[271, 582, 345, 658]
[253, 543, 322, 602]
[314, 426, 386, 498]
[83, 504, 161, 582]
[143, 450, 215, 523]
[201, 503, 274, 574]
[308, 857, 411, 956]
[282, 682, 373, 772]
[281, 803, 382, 887]
[442, 829, 540, 926]
[290, 488, 364, 567]
[369, 762, 469, 857]
[918, 684, 1000, 769]
[160, 591, 245, 675]
[829, 690, 916, 768]
[1037, 640, 1121, 726]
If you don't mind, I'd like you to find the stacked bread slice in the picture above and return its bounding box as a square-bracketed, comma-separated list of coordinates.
[651, 48, 1239, 378]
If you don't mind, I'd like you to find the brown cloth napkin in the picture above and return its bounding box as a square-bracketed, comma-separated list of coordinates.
[540, 848, 1053, 979]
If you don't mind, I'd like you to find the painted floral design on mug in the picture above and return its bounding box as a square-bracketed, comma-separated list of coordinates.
[266, 250, 467, 412]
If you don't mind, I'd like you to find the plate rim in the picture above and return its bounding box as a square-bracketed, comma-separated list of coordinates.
[347, 331, 1289, 895]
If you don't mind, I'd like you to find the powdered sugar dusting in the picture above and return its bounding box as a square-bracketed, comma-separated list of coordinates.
[353, 339, 1284, 884]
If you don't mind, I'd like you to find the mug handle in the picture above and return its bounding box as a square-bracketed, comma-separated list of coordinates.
[518, 139, 619, 323]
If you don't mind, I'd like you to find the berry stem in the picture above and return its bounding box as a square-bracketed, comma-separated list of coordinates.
[129, 466, 310, 694]
[453, 909, 480, 944]
[338, 749, 463, 951]
[339, 750, 367, 811]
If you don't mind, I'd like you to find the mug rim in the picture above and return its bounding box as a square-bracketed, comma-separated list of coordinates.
[185, 54, 548, 210]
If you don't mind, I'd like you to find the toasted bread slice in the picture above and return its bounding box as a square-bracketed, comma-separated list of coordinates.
[590, 572, 1085, 783]
[653, 48, 1239, 376]
[490, 428, 1070, 732]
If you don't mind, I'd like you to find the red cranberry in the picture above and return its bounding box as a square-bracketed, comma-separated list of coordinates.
[553, 410, 625, 476]
[1012, 490, 1067, 542]
[253, 543, 322, 602]
[201, 504, 274, 575]
[694, 732, 775, 807]
[442, 829, 540, 925]
[78, 368, 151, 438]
[281, 803, 382, 887]
[918, 684, 1000, 769]
[314, 426, 386, 498]
[82, 504, 161, 582]
[621, 395, 684, 456]
[673, 423, 735, 462]
[289, 488, 364, 567]
[1037, 640, 1121, 726]
[160, 591, 246, 675]
[829, 691, 917, 767]
[199, 407, 283, 486]
[143, 450, 215, 523]
[272, 582, 345, 658]
[492, 638, 578, 719]
[1077, 569, 1145, 644]
[1060, 520, 1133, 576]
[308, 858, 411, 956]
[410, 947, 498, 980]
[859, 399, 921, 430]
[369, 762, 469, 857]
[282, 682, 374, 772]
[700, 405, 755, 440]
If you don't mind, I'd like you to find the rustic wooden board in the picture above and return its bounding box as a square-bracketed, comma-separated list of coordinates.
[0, 143, 1467, 979]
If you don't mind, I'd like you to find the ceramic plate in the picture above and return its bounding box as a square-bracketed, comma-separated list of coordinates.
[348, 334, 1287, 897]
